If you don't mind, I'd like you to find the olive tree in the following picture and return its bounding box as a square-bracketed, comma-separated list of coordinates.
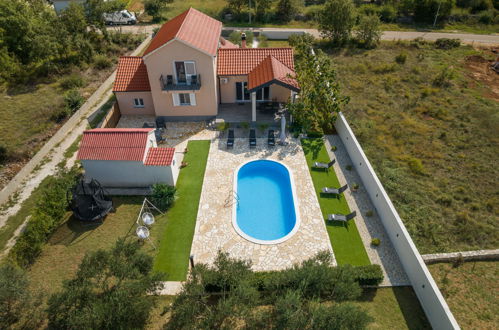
[319, 0, 356, 44]
[355, 14, 382, 48]
[47, 239, 164, 329]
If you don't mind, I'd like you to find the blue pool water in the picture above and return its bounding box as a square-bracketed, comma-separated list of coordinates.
[235, 160, 298, 243]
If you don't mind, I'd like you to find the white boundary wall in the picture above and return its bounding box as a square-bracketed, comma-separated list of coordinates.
[335, 112, 459, 330]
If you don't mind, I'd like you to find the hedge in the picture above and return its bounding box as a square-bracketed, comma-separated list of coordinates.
[204, 263, 384, 294]
[9, 167, 79, 267]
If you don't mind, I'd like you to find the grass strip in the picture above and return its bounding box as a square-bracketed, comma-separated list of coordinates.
[153, 140, 210, 280]
[301, 138, 370, 266]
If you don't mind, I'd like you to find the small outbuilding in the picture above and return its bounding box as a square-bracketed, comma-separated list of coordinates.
[77, 128, 179, 187]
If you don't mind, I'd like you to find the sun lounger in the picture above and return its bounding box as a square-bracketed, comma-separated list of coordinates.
[313, 159, 336, 171]
[327, 211, 357, 222]
[227, 129, 234, 148]
[321, 184, 348, 195]
[249, 129, 256, 148]
[268, 130, 275, 146]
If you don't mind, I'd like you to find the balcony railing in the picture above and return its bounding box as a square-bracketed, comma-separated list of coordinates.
[160, 74, 201, 91]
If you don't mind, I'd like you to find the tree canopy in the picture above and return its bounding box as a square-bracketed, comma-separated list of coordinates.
[165, 250, 375, 329]
[319, 0, 356, 44]
[46, 239, 164, 329]
[288, 34, 350, 134]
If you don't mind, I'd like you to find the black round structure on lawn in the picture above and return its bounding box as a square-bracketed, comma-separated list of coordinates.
[68, 179, 113, 222]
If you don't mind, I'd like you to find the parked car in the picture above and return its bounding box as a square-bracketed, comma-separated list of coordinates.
[103, 10, 137, 25]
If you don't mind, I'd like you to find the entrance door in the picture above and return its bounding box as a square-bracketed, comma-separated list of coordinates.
[235, 82, 250, 101]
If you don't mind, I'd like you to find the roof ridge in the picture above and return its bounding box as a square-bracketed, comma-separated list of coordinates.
[175, 7, 194, 41]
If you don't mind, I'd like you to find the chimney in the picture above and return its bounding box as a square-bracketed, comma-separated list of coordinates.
[241, 32, 246, 48]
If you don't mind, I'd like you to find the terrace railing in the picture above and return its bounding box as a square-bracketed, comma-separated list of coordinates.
[160, 74, 202, 91]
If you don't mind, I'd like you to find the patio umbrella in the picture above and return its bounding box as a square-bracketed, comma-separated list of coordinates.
[279, 112, 287, 145]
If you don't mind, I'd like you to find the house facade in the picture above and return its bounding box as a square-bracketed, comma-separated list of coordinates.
[77, 128, 179, 187]
[113, 8, 299, 122]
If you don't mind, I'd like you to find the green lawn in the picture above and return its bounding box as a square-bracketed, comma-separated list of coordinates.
[301, 138, 370, 266]
[153, 140, 210, 280]
[355, 287, 430, 329]
[27, 196, 149, 295]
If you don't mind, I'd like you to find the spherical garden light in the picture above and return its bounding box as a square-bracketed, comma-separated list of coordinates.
[136, 226, 150, 240]
[141, 212, 155, 226]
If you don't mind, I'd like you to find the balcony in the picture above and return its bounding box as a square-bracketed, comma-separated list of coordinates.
[160, 74, 201, 91]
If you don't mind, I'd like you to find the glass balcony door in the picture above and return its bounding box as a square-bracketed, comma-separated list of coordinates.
[174, 61, 196, 85]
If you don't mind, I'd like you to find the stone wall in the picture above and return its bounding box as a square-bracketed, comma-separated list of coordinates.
[423, 249, 499, 264]
[334, 112, 460, 330]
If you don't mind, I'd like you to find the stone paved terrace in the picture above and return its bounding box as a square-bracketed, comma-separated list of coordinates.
[191, 138, 335, 271]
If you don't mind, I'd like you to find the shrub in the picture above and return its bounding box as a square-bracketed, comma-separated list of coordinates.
[93, 54, 113, 69]
[64, 89, 84, 114]
[306, 130, 324, 138]
[151, 184, 176, 211]
[371, 238, 381, 246]
[414, 0, 454, 22]
[59, 74, 86, 90]
[395, 52, 407, 64]
[366, 210, 374, 217]
[331, 145, 337, 151]
[478, 9, 496, 23]
[216, 122, 230, 131]
[379, 5, 397, 22]
[319, 0, 356, 44]
[276, 0, 301, 23]
[372, 63, 397, 74]
[144, 0, 167, 22]
[0, 145, 8, 163]
[435, 38, 461, 49]
[257, 34, 269, 48]
[240, 122, 250, 130]
[229, 31, 254, 46]
[346, 164, 353, 171]
[433, 67, 455, 87]
[9, 168, 79, 267]
[407, 157, 425, 174]
[352, 182, 360, 190]
[352, 265, 383, 285]
[51, 107, 71, 123]
[470, 0, 494, 13]
[355, 14, 382, 49]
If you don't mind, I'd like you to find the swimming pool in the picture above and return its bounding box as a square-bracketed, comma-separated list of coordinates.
[233, 160, 300, 244]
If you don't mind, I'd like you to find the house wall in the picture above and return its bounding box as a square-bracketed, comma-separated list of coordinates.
[115, 91, 155, 115]
[334, 112, 459, 330]
[143, 40, 218, 120]
[82, 159, 177, 187]
[219, 75, 293, 103]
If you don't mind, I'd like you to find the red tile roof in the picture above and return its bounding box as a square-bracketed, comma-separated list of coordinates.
[217, 48, 295, 76]
[219, 37, 239, 49]
[144, 147, 175, 166]
[77, 129, 153, 162]
[143, 8, 222, 56]
[248, 56, 300, 92]
[113, 57, 151, 92]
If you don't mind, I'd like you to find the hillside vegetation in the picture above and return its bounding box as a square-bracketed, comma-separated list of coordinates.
[332, 41, 498, 253]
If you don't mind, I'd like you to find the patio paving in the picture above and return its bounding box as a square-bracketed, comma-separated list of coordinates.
[190, 138, 335, 271]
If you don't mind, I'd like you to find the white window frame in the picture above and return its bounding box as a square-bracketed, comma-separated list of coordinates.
[133, 98, 144, 108]
[173, 61, 196, 85]
[172, 93, 197, 106]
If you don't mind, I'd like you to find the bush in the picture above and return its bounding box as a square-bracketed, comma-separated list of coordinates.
[319, 0, 356, 44]
[144, 0, 168, 22]
[470, 0, 494, 13]
[257, 34, 269, 48]
[229, 30, 254, 46]
[478, 9, 496, 23]
[151, 183, 176, 211]
[433, 67, 455, 87]
[355, 14, 382, 49]
[0, 145, 8, 163]
[276, 0, 301, 22]
[407, 157, 425, 174]
[352, 265, 383, 285]
[9, 168, 79, 267]
[435, 38, 461, 49]
[93, 54, 113, 69]
[371, 238, 381, 246]
[64, 89, 84, 113]
[395, 52, 407, 64]
[379, 5, 397, 22]
[59, 74, 86, 90]
[414, 0, 454, 22]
